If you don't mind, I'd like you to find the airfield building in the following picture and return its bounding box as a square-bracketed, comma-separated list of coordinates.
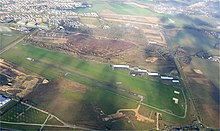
[172, 97, 179, 104]
[172, 80, 180, 83]
[130, 68, 147, 76]
[111, 65, 130, 70]
[174, 91, 180, 95]
[147, 72, 159, 76]
[136, 69, 147, 73]
[161, 76, 174, 80]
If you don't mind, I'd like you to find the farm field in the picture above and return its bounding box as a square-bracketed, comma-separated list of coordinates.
[0, 123, 41, 130]
[67, 33, 135, 58]
[0, 42, 186, 117]
[77, 1, 160, 17]
[161, 14, 220, 31]
[165, 27, 219, 55]
[0, 25, 24, 49]
[80, 17, 102, 28]
[24, 78, 138, 129]
[191, 57, 220, 88]
[1, 0, 219, 130]
[0, 101, 48, 124]
[181, 58, 220, 128]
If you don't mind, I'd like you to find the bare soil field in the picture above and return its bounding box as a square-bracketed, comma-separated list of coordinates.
[111, 47, 146, 66]
[85, 24, 97, 28]
[0, 59, 40, 98]
[142, 29, 160, 34]
[160, 32, 167, 43]
[144, 32, 166, 44]
[17, 78, 39, 98]
[145, 57, 158, 63]
[67, 34, 135, 58]
[145, 33, 161, 40]
[100, 13, 160, 25]
[193, 69, 203, 74]
[31, 36, 68, 44]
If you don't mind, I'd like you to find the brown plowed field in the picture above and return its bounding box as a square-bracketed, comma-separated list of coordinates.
[67, 34, 135, 57]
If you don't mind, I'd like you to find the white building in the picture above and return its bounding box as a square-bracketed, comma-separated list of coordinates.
[161, 76, 173, 80]
[172, 97, 179, 104]
[147, 72, 159, 76]
[172, 80, 180, 83]
[136, 69, 147, 73]
[174, 91, 180, 95]
[112, 65, 130, 69]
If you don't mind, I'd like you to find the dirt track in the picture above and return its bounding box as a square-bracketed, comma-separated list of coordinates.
[117, 104, 155, 123]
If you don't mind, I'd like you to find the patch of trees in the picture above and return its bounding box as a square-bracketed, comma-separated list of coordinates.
[63, 26, 93, 34]
[145, 44, 192, 64]
[24, 38, 73, 53]
[196, 50, 212, 59]
[214, 43, 220, 50]
[145, 44, 175, 63]
[180, 56, 192, 65]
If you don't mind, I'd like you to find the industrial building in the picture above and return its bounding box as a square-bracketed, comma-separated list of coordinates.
[0, 94, 11, 108]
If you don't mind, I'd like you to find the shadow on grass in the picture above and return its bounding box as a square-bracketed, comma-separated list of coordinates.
[23, 65, 136, 130]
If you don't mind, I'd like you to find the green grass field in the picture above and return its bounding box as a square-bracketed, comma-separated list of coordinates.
[0, 30, 24, 49]
[166, 27, 219, 55]
[183, 57, 220, 128]
[80, 17, 102, 26]
[191, 57, 220, 88]
[0, 102, 48, 124]
[0, 42, 186, 116]
[0, 123, 41, 130]
[77, 1, 159, 17]
[25, 78, 138, 127]
[161, 14, 219, 31]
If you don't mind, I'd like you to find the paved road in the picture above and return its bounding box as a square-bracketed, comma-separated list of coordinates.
[174, 57, 199, 121]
